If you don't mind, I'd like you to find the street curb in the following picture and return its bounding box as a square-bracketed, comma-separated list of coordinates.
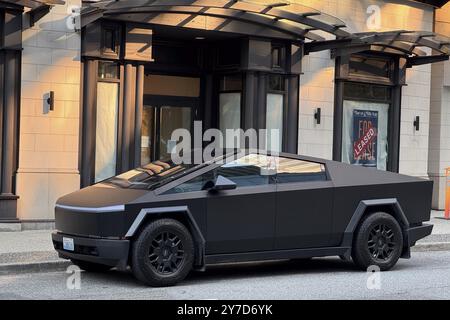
[0, 260, 71, 275]
[412, 242, 450, 252]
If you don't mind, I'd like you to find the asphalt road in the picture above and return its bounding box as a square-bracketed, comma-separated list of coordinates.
[1, 251, 450, 300]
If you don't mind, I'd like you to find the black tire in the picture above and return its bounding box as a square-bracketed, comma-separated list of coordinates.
[352, 212, 403, 271]
[131, 218, 194, 287]
[70, 259, 112, 272]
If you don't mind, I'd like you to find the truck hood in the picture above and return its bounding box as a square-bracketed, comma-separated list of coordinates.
[56, 183, 148, 211]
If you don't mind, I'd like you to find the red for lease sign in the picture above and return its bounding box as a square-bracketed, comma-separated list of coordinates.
[353, 127, 377, 159]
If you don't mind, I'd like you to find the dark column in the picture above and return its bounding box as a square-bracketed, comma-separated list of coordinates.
[0, 53, 3, 195]
[333, 79, 344, 162]
[0, 7, 23, 220]
[121, 63, 137, 171]
[203, 73, 213, 131]
[256, 73, 267, 131]
[285, 75, 299, 154]
[243, 71, 257, 131]
[389, 85, 402, 173]
[80, 59, 97, 187]
[0, 50, 20, 220]
[133, 64, 144, 168]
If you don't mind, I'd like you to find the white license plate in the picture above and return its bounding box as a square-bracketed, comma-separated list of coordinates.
[63, 237, 75, 251]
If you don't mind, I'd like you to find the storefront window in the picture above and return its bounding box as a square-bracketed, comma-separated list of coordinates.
[266, 75, 285, 152]
[141, 106, 155, 165]
[219, 93, 241, 132]
[95, 81, 119, 182]
[219, 74, 242, 148]
[159, 106, 192, 161]
[266, 93, 284, 152]
[336, 51, 398, 172]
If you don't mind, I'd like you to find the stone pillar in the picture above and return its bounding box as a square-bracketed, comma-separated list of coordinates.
[0, 50, 21, 221]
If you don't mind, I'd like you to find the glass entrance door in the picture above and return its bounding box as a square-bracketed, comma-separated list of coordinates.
[141, 103, 193, 164]
[141, 74, 200, 164]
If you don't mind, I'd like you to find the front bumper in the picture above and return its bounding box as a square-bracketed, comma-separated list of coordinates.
[407, 223, 433, 246]
[52, 232, 130, 270]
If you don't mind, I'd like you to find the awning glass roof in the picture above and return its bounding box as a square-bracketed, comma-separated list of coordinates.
[81, 1, 450, 66]
[305, 30, 450, 67]
[81, 0, 351, 41]
[354, 31, 450, 55]
[0, 0, 64, 9]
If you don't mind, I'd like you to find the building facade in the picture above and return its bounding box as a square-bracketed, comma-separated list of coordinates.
[0, 0, 449, 227]
[430, 2, 450, 209]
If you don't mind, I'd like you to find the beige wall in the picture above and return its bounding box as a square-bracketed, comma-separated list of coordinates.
[17, 1, 81, 220]
[429, 2, 450, 209]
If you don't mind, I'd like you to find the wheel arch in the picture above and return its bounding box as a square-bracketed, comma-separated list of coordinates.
[341, 199, 411, 259]
[125, 206, 206, 270]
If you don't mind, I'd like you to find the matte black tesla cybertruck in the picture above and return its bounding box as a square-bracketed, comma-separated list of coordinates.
[52, 151, 433, 287]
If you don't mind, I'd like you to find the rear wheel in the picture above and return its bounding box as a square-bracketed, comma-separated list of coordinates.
[70, 259, 112, 272]
[351, 212, 403, 271]
[131, 218, 194, 287]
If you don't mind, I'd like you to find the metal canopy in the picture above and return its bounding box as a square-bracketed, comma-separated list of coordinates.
[0, 0, 64, 9]
[306, 30, 450, 67]
[412, 0, 450, 7]
[80, 0, 351, 41]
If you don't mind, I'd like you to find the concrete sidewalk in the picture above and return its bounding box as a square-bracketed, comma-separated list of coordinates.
[0, 211, 449, 275]
[0, 230, 70, 275]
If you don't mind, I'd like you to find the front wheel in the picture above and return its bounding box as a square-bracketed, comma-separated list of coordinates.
[131, 219, 194, 287]
[351, 212, 403, 271]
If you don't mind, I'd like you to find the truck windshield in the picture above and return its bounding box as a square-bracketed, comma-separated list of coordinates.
[103, 160, 199, 190]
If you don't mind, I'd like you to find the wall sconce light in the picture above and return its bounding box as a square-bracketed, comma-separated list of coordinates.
[413, 116, 420, 131]
[47, 91, 55, 111]
[314, 108, 321, 125]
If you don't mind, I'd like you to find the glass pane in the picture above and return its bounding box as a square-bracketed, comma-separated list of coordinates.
[164, 154, 279, 194]
[220, 93, 241, 147]
[266, 93, 284, 152]
[341, 100, 389, 170]
[343, 82, 391, 102]
[276, 157, 327, 184]
[104, 29, 115, 52]
[141, 106, 155, 165]
[272, 47, 282, 68]
[98, 61, 119, 80]
[349, 55, 391, 79]
[218, 154, 275, 187]
[95, 82, 119, 182]
[159, 106, 191, 161]
[268, 75, 285, 91]
[163, 170, 215, 194]
[144, 75, 200, 97]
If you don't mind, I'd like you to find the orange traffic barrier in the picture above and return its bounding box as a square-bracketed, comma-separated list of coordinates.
[446, 168, 450, 220]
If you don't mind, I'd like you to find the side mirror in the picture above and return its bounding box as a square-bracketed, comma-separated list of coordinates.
[206, 175, 237, 192]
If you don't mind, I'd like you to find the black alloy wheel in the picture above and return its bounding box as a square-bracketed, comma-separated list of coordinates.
[352, 212, 403, 271]
[131, 218, 194, 287]
[148, 231, 185, 275]
[367, 223, 396, 262]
